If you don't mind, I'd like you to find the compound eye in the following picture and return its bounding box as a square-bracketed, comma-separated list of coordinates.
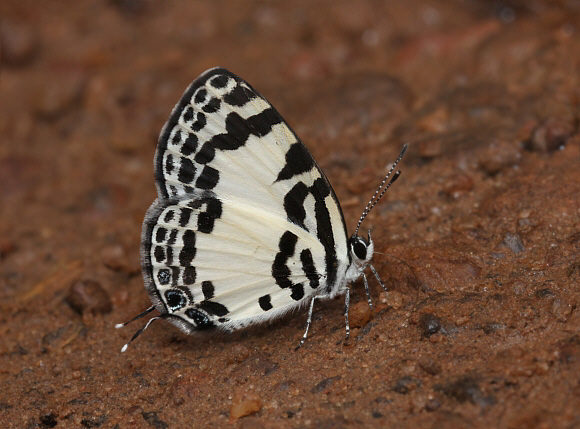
[352, 239, 367, 260]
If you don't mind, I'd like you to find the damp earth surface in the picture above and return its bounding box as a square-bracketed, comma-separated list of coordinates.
[1, 1, 580, 428]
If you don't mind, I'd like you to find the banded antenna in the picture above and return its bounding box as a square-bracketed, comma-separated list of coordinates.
[354, 144, 408, 236]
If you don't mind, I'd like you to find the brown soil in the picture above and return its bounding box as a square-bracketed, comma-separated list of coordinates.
[1, 1, 580, 428]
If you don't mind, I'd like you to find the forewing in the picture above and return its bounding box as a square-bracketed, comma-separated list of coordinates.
[143, 68, 349, 333]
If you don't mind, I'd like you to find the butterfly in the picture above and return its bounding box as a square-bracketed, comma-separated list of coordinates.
[116, 67, 407, 352]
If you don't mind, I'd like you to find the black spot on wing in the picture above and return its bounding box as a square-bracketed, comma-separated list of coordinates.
[300, 249, 319, 289]
[178, 158, 196, 184]
[179, 208, 191, 227]
[207, 107, 282, 154]
[183, 266, 196, 285]
[185, 308, 214, 330]
[202, 281, 214, 300]
[279, 230, 298, 256]
[163, 210, 175, 223]
[188, 195, 222, 233]
[218, 112, 248, 150]
[165, 289, 186, 311]
[224, 83, 256, 106]
[166, 246, 173, 265]
[182, 106, 193, 122]
[170, 266, 180, 287]
[276, 142, 315, 182]
[210, 74, 228, 89]
[157, 269, 171, 285]
[202, 97, 221, 113]
[290, 283, 305, 301]
[181, 135, 198, 156]
[154, 246, 165, 263]
[259, 295, 273, 311]
[195, 165, 219, 190]
[284, 182, 309, 229]
[272, 231, 298, 289]
[168, 229, 177, 245]
[194, 88, 207, 104]
[194, 143, 215, 164]
[198, 300, 229, 317]
[310, 178, 338, 290]
[246, 107, 282, 137]
[179, 230, 196, 266]
[312, 177, 331, 198]
[155, 227, 167, 243]
[191, 112, 206, 132]
[165, 154, 174, 175]
[171, 130, 182, 146]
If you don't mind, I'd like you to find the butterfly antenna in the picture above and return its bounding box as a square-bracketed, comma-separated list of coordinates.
[354, 144, 408, 236]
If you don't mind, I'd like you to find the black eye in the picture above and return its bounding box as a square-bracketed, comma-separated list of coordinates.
[352, 239, 367, 260]
[165, 289, 186, 311]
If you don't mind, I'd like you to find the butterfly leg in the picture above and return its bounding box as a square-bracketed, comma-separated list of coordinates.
[370, 264, 387, 292]
[297, 296, 320, 349]
[362, 272, 373, 311]
[344, 287, 350, 341]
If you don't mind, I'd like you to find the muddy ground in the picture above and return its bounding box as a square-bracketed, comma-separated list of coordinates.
[1, 1, 580, 428]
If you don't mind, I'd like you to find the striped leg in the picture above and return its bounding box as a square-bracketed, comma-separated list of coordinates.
[344, 287, 351, 341]
[297, 296, 320, 349]
[362, 272, 373, 311]
[370, 264, 387, 292]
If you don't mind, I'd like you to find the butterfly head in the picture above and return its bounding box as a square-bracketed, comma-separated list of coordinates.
[348, 230, 374, 268]
[349, 144, 407, 274]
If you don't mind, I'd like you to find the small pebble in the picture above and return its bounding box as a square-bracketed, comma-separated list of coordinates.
[227, 344, 251, 364]
[230, 390, 262, 421]
[392, 375, 419, 394]
[245, 353, 279, 376]
[416, 107, 449, 133]
[419, 357, 441, 375]
[535, 288, 555, 299]
[311, 376, 341, 394]
[34, 72, 87, 120]
[517, 119, 538, 142]
[478, 140, 521, 175]
[0, 240, 17, 259]
[419, 313, 441, 338]
[552, 298, 573, 323]
[101, 244, 130, 272]
[170, 372, 212, 406]
[417, 139, 442, 158]
[380, 290, 404, 310]
[65, 279, 112, 315]
[443, 173, 474, 198]
[502, 232, 525, 255]
[530, 118, 574, 152]
[567, 262, 580, 279]
[39, 413, 58, 428]
[0, 20, 40, 67]
[425, 397, 442, 412]
[349, 301, 372, 328]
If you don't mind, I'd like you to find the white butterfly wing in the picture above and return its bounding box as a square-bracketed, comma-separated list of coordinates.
[142, 68, 349, 333]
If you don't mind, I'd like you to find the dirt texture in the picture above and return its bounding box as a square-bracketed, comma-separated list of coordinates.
[1, 1, 580, 428]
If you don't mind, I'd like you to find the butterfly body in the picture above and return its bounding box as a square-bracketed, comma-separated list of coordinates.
[118, 67, 405, 351]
